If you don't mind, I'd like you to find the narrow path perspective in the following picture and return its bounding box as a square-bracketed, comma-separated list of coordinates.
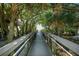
[27, 31, 52, 56]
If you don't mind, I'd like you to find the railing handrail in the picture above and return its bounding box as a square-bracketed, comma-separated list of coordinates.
[47, 33, 79, 55]
[44, 33, 73, 56]
[0, 32, 35, 56]
[49, 33, 79, 55]
[13, 33, 35, 56]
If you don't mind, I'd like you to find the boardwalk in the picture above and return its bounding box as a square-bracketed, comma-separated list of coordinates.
[27, 32, 52, 56]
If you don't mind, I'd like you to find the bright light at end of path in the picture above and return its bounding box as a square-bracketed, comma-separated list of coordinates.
[36, 24, 44, 31]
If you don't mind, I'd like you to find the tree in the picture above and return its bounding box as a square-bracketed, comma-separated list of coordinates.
[7, 4, 18, 42]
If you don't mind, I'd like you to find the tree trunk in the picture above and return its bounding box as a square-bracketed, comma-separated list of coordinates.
[7, 4, 17, 42]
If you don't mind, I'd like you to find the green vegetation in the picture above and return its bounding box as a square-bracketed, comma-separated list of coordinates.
[0, 3, 79, 43]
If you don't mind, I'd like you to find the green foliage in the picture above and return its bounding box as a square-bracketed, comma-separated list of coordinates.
[60, 11, 75, 26]
[45, 12, 53, 21]
[0, 3, 79, 42]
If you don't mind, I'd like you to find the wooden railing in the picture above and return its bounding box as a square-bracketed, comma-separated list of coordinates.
[0, 32, 36, 56]
[43, 32, 79, 56]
